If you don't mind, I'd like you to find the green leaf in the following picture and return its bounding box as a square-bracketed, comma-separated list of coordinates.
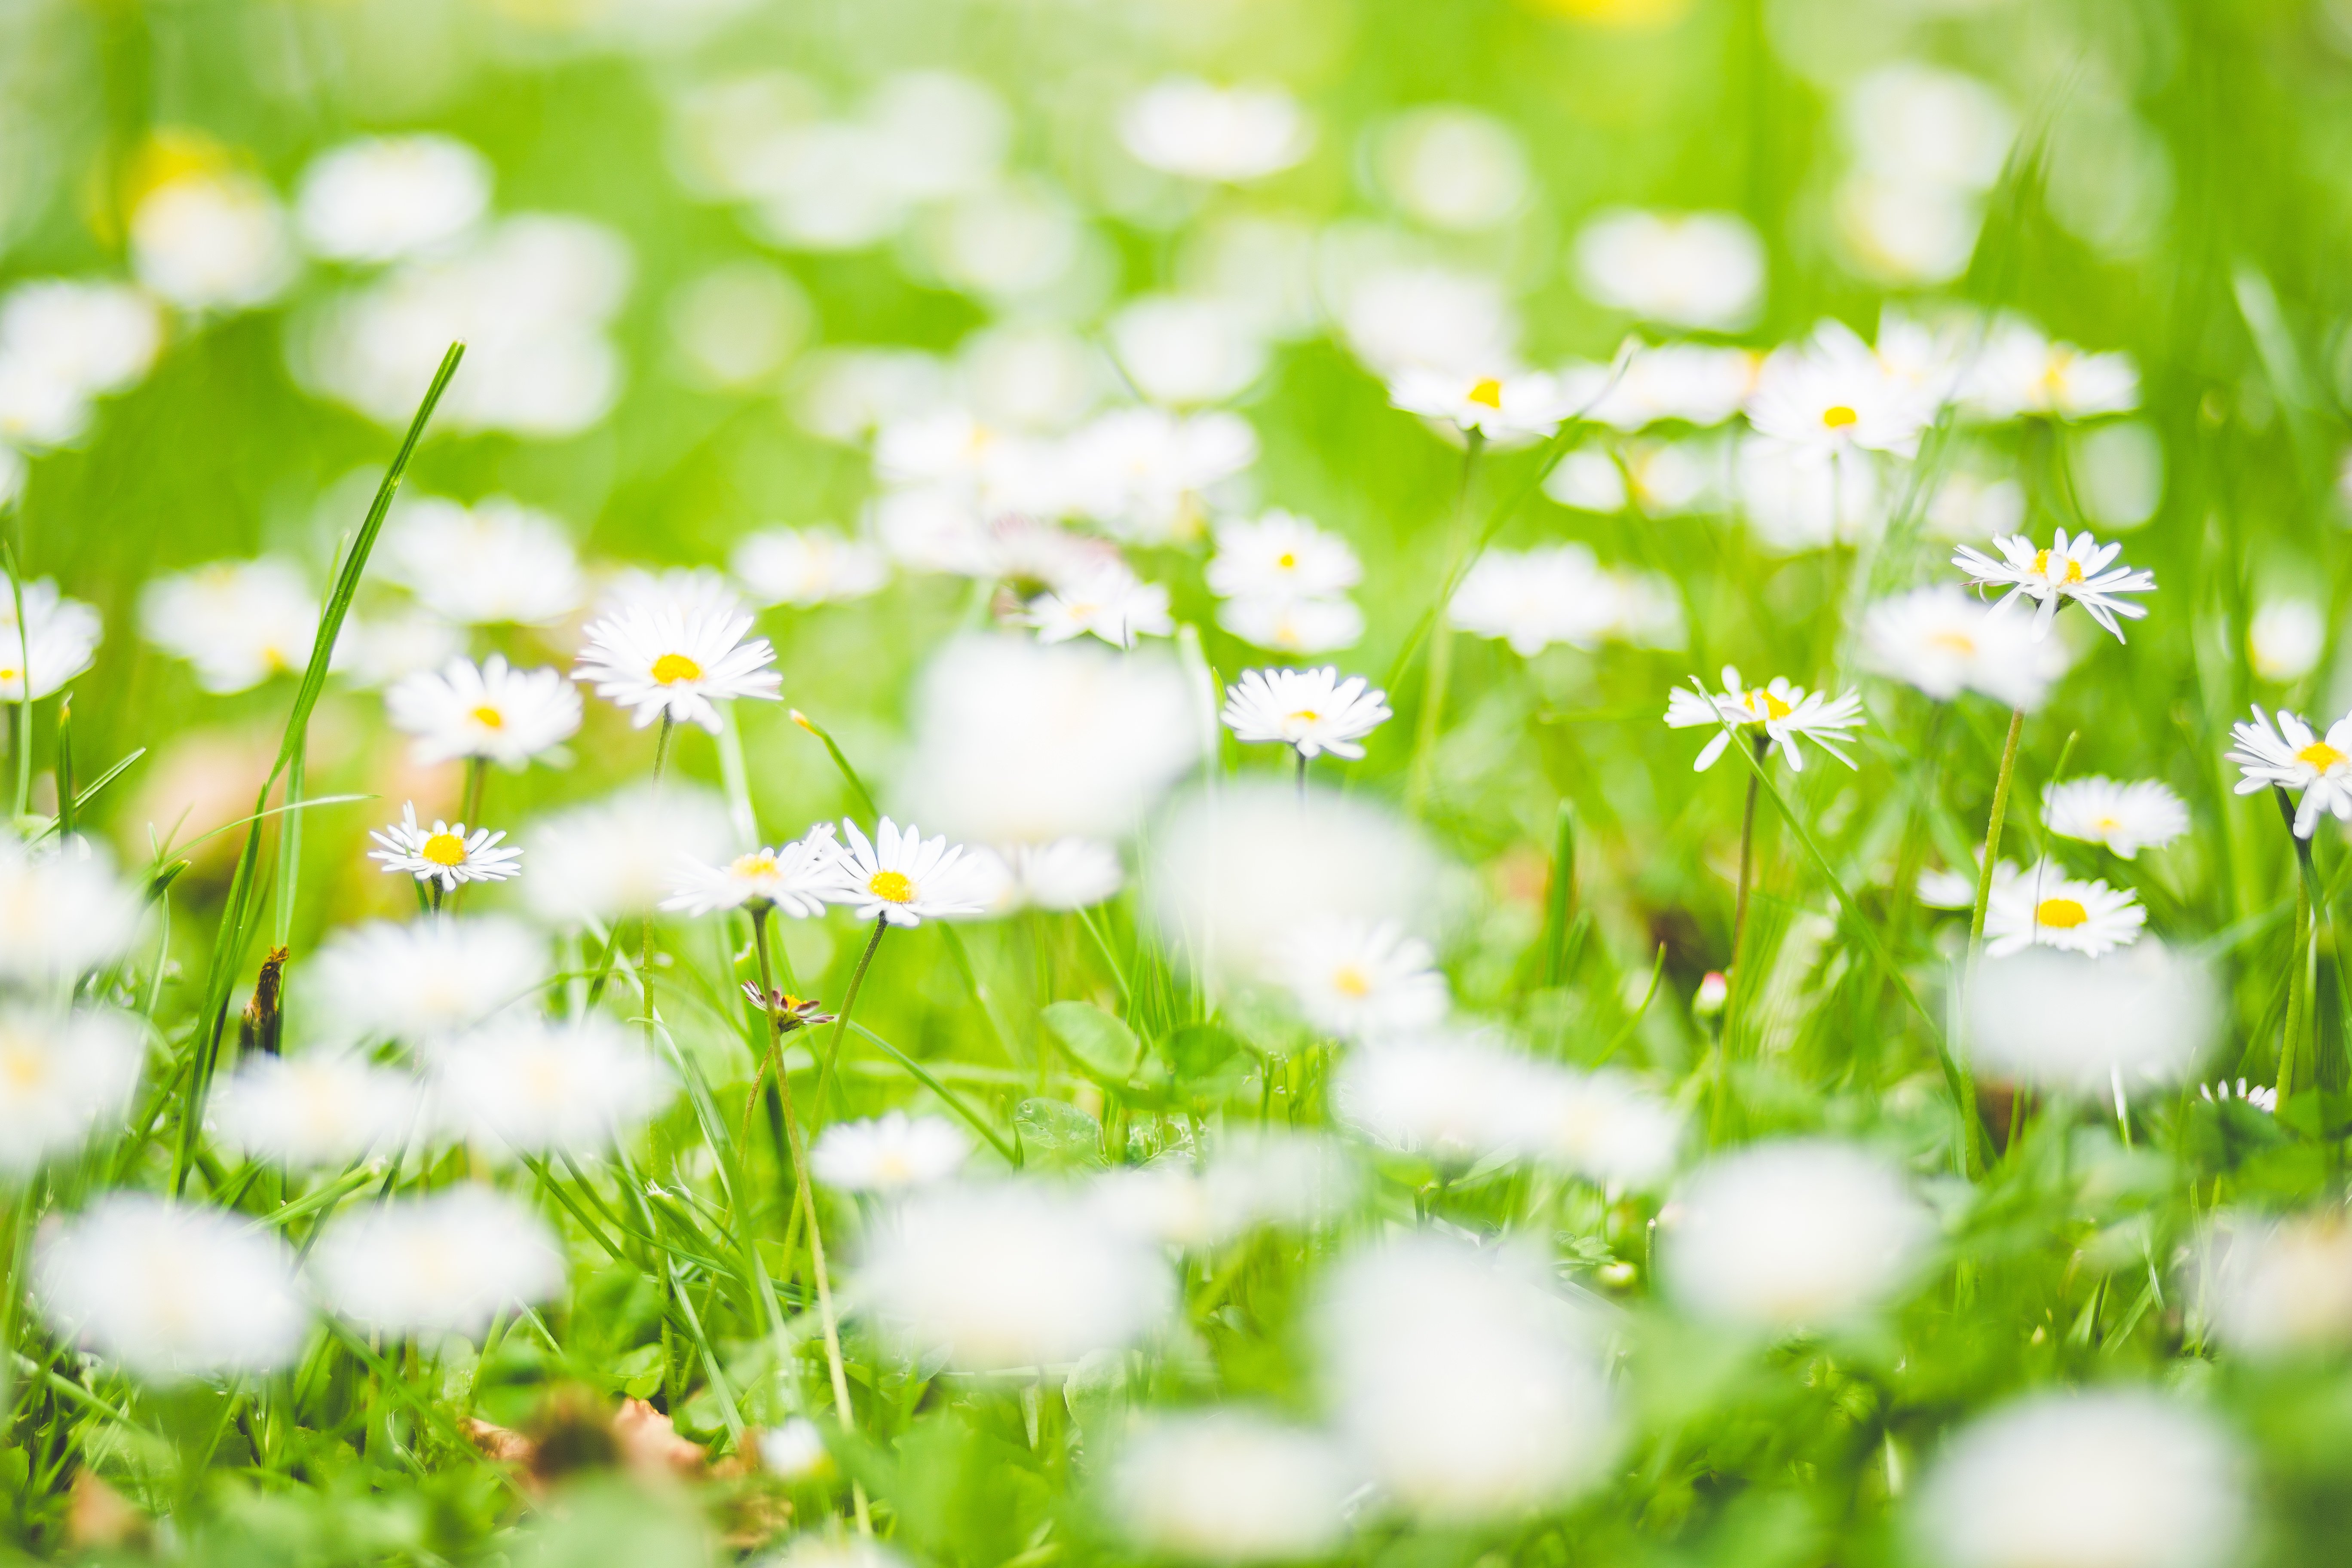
[1013, 1098, 1103, 1167]
[1163, 1021, 1243, 1081]
[1042, 999, 1142, 1086]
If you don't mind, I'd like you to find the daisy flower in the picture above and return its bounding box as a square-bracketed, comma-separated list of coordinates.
[2225, 704, 2352, 838]
[1388, 368, 1570, 440]
[1917, 858, 2021, 910]
[573, 603, 782, 733]
[1221, 666, 1393, 761]
[1025, 564, 1174, 650]
[811, 1112, 970, 1193]
[311, 1185, 565, 1339]
[663, 824, 841, 918]
[1204, 510, 1362, 602]
[431, 1015, 671, 1157]
[1951, 527, 2155, 641]
[1665, 666, 1864, 772]
[138, 558, 318, 695]
[731, 525, 891, 608]
[1744, 319, 1932, 459]
[1981, 862, 2146, 958]
[380, 496, 585, 626]
[966, 839, 1126, 913]
[1277, 916, 1449, 1039]
[0, 579, 101, 703]
[2043, 777, 2189, 860]
[1216, 594, 1365, 654]
[368, 804, 523, 894]
[383, 654, 582, 768]
[2201, 1078, 2278, 1114]
[825, 818, 992, 927]
[1858, 585, 2061, 712]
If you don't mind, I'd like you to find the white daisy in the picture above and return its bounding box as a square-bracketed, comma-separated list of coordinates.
[383, 654, 582, 768]
[305, 916, 548, 1049]
[1118, 78, 1313, 183]
[1918, 858, 2021, 910]
[1450, 545, 1668, 657]
[825, 818, 992, 927]
[311, 1185, 565, 1338]
[1745, 319, 1932, 459]
[2043, 777, 2189, 860]
[1859, 584, 2060, 711]
[0, 578, 101, 703]
[1570, 208, 1764, 332]
[810, 1111, 970, 1192]
[35, 1197, 308, 1383]
[1388, 368, 1569, 440]
[731, 525, 892, 608]
[1962, 316, 2140, 421]
[431, 1014, 671, 1157]
[1025, 564, 1174, 650]
[1952, 527, 2155, 641]
[2225, 704, 2352, 838]
[662, 824, 841, 918]
[1221, 666, 1393, 761]
[1216, 594, 1365, 654]
[0, 1007, 143, 1176]
[211, 1055, 425, 1168]
[138, 558, 318, 694]
[2201, 1078, 2278, 1114]
[1665, 666, 1864, 772]
[293, 134, 492, 264]
[368, 803, 524, 894]
[1204, 510, 1361, 602]
[966, 839, 1126, 913]
[1981, 862, 2147, 958]
[379, 495, 585, 627]
[573, 603, 782, 733]
[1277, 916, 1449, 1039]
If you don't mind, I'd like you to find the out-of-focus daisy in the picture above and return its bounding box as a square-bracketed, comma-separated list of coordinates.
[312, 1185, 565, 1338]
[305, 916, 547, 1048]
[1025, 564, 1174, 650]
[662, 824, 841, 918]
[1111, 1412, 1356, 1563]
[1665, 666, 1864, 772]
[129, 169, 297, 313]
[965, 839, 1125, 913]
[335, 609, 464, 690]
[0, 1008, 142, 1176]
[1962, 316, 2140, 421]
[1332, 1033, 1547, 1164]
[381, 496, 585, 627]
[1952, 527, 2154, 642]
[1118, 79, 1313, 183]
[432, 1015, 671, 1157]
[2202, 1078, 2278, 1114]
[2043, 777, 2189, 860]
[1527, 1067, 1684, 1189]
[0, 578, 101, 702]
[573, 603, 782, 733]
[732, 525, 892, 608]
[1918, 858, 2021, 910]
[384, 654, 582, 769]
[0, 839, 143, 986]
[2249, 598, 2326, 683]
[1204, 510, 1361, 602]
[1981, 862, 2146, 958]
[1571, 209, 1764, 332]
[523, 784, 736, 925]
[826, 818, 991, 927]
[368, 803, 523, 894]
[138, 558, 318, 693]
[1966, 945, 2215, 1099]
[1389, 368, 1569, 440]
[1859, 585, 2060, 711]
[811, 1111, 970, 1192]
[212, 1055, 424, 1168]
[1451, 545, 1677, 657]
[1746, 319, 1932, 459]
[1108, 293, 1269, 406]
[1060, 406, 1260, 545]
[1221, 666, 1392, 761]
[2201, 1211, 2352, 1357]
[294, 134, 492, 264]
[1276, 916, 1449, 1039]
[759, 1418, 832, 1481]
[595, 566, 744, 624]
[1216, 594, 1366, 654]
[36, 1197, 308, 1382]
[2224, 704, 2352, 838]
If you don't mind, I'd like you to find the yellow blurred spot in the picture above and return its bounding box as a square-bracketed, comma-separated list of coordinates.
[1522, 0, 1693, 29]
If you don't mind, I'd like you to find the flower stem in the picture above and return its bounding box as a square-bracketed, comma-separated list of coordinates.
[462, 755, 487, 829]
[812, 915, 889, 1127]
[1730, 734, 1764, 977]
[1954, 704, 2027, 1182]
[2276, 786, 2319, 1105]
[1406, 430, 1483, 817]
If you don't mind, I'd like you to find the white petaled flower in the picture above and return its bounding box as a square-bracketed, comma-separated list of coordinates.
[431, 1014, 672, 1157]
[0, 578, 101, 702]
[368, 803, 524, 894]
[1110, 1413, 1356, 1563]
[966, 839, 1126, 913]
[1332, 1032, 1550, 1164]
[1118, 78, 1313, 183]
[304, 916, 548, 1049]
[2043, 777, 2189, 860]
[1318, 1234, 1618, 1522]
[810, 1112, 970, 1193]
[1091, 1165, 1215, 1250]
[1734, 432, 1883, 552]
[138, 558, 319, 694]
[732, 526, 892, 608]
[1204, 510, 1361, 602]
[1659, 1139, 1933, 1331]
[0, 280, 162, 407]
[1451, 544, 1677, 657]
[769, 1541, 912, 1568]
[1527, 1068, 1684, 1190]
[380, 496, 586, 626]
[1026, 564, 1174, 650]
[1963, 945, 2217, 1099]
[1859, 585, 2060, 712]
[0, 1008, 142, 1176]
[1952, 527, 2155, 642]
[294, 134, 492, 264]
[1914, 1390, 2248, 1568]
[596, 566, 745, 624]
[1389, 368, 1569, 440]
[2249, 598, 2325, 683]
[1746, 319, 1932, 459]
[384, 655, 583, 768]
[573, 603, 782, 733]
[2199, 1212, 2352, 1356]
[1981, 862, 2146, 958]
[211, 1055, 424, 1168]
[1961, 316, 2141, 422]
[824, 818, 991, 927]
[760, 1418, 831, 1481]
[1276, 917, 1449, 1040]
[1220, 666, 1392, 761]
[1917, 858, 2020, 910]
[1200, 1132, 1363, 1237]
[311, 1186, 565, 1339]
[857, 1182, 1175, 1370]
[2225, 704, 2352, 838]
[1665, 666, 1864, 772]
[2200, 1078, 2277, 1114]
[36, 1197, 308, 1382]
[663, 824, 840, 919]
[336, 609, 463, 690]
[129, 170, 297, 312]
[0, 837, 143, 986]
[1571, 208, 1765, 332]
[1060, 406, 1260, 545]
[1216, 594, 1365, 655]
[524, 784, 735, 924]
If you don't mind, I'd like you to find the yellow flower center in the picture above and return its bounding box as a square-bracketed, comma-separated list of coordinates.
[2034, 897, 2089, 929]
[868, 870, 914, 903]
[2095, 815, 2122, 834]
[1747, 689, 1793, 720]
[2299, 741, 2348, 771]
[650, 652, 703, 685]
[2030, 549, 2085, 585]
[1287, 708, 1320, 725]
[1467, 378, 1504, 409]
[1926, 631, 1977, 655]
[731, 851, 779, 879]
[470, 704, 505, 729]
[0, 668, 15, 683]
[421, 833, 469, 867]
[876, 1150, 912, 1182]
[1822, 404, 1859, 428]
[0, 1042, 46, 1091]
[1330, 964, 1372, 998]
[1275, 551, 1298, 569]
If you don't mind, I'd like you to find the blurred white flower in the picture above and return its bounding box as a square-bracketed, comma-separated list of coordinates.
[1981, 862, 2145, 958]
[1860, 585, 2059, 712]
[1660, 1139, 1933, 1331]
[2201, 1078, 2276, 1114]
[1120, 79, 1313, 183]
[212, 1054, 424, 1168]
[957, 320, 1103, 430]
[964, 838, 1125, 913]
[823, 818, 992, 928]
[1747, 320, 1933, 460]
[1111, 1412, 1356, 1562]
[1953, 527, 2154, 642]
[812, 1112, 969, 1193]
[664, 824, 841, 919]
[1527, 1068, 1684, 1189]
[2226, 704, 2352, 838]
[0, 1008, 141, 1175]
[1109, 295, 1268, 406]
[1963, 317, 2139, 421]
[574, 603, 781, 733]
[1090, 1164, 1214, 1250]
[1665, 667, 1864, 772]
[379, 496, 585, 626]
[1200, 1131, 1362, 1235]
[1336, 265, 1519, 380]
[312, 1185, 565, 1338]
[305, 916, 548, 1048]
[791, 347, 948, 444]
[1835, 179, 1982, 288]
[335, 609, 464, 690]
[1923, 471, 2027, 543]
[668, 261, 811, 390]
[369, 803, 524, 894]
[1376, 106, 1530, 231]
[1319, 1233, 1617, 1522]
[1833, 64, 2014, 287]
[1205, 511, 1360, 603]
[1216, 594, 1365, 654]
[295, 135, 493, 263]
[0, 280, 163, 404]
[597, 567, 745, 625]
[1390, 368, 1568, 440]
[1575, 342, 1758, 431]
[1063, 407, 1260, 544]
[1918, 858, 2019, 910]
[1452, 543, 1675, 657]
[139, 558, 318, 693]
[2249, 597, 2326, 683]
[1734, 433, 1882, 552]
[729, 72, 1008, 251]
[1221, 666, 1391, 762]
[1914, 1390, 2247, 1568]
[1333, 1032, 1545, 1163]
[523, 784, 734, 924]
[1026, 564, 1174, 650]
[2043, 777, 2188, 860]
[2199, 1211, 2352, 1356]
[769, 1539, 911, 1568]
[1963, 944, 2217, 1098]
[0, 838, 144, 987]
[385, 655, 583, 769]
[0, 577, 100, 702]
[921, 182, 1098, 309]
[1571, 209, 1763, 332]
[732, 526, 891, 608]
[759, 1417, 831, 1480]
[432, 1014, 671, 1156]
[37, 1196, 307, 1381]
[1278, 916, 1448, 1040]
[857, 1182, 1174, 1370]
[130, 170, 297, 312]
[898, 634, 1204, 845]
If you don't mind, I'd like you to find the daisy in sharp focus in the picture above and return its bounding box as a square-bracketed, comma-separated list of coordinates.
[2225, 705, 2352, 838]
[1952, 527, 2155, 641]
[2043, 777, 2189, 860]
[573, 603, 782, 733]
[1981, 862, 2146, 958]
[663, 823, 841, 918]
[1666, 666, 1864, 772]
[1025, 564, 1174, 650]
[383, 654, 582, 769]
[368, 804, 523, 894]
[825, 818, 992, 927]
[1221, 666, 1393, 761]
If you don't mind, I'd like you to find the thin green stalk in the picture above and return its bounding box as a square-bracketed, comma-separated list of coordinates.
[7, 550, 31, 826]
[461, 755, 487, 830]
[1730, 738, 1764, 975]
[1406, 431, 1484, 817]
[1967, 707, 2028, 958]
[2277, 787, 2317, 1103]
[812, 916, 890, 1124]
